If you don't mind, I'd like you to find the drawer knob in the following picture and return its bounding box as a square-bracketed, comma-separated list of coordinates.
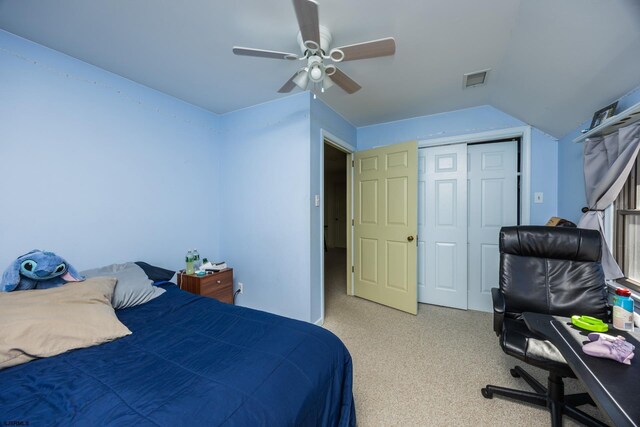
[216, 280, 222, 284]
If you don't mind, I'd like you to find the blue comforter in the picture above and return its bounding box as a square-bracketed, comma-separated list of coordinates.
[0, 285, 355, 426]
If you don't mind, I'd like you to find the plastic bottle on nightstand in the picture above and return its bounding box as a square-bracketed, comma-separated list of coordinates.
[613, 287, 634, 332]
[185, 250, 195, 275]
[193, 249, 201, 271]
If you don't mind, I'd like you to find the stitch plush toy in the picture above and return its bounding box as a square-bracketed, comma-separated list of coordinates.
[0, 250, 84, 292]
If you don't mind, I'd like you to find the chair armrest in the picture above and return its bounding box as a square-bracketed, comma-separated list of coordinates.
[491, 287, 505, 336]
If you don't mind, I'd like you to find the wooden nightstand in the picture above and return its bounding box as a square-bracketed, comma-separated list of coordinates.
[177, 268, 234, 304]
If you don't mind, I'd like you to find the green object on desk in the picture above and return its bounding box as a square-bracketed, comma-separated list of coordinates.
[571, 315, 608, 332]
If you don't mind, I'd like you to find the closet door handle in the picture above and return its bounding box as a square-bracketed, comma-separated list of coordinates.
[407, 236, 414, 242]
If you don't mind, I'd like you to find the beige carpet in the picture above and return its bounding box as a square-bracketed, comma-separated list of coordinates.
[322, 249, 609, 426]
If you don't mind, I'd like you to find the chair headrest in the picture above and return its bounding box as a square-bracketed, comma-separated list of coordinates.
[500, 226, 601, 262]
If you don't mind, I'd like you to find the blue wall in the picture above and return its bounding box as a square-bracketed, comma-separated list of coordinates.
[0, 29, 333, 322]
[557, 86, 640, 223]
[8, 26, 615, 323]
[310, 97, 357, 323]
[357, 106, 558, 225]
[0, 30, 222, 272]
[218, 93, 313, 321]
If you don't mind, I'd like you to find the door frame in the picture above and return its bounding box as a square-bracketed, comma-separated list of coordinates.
[418, 126, 532, 225]
[319, 130, 355, 325]
[315, 126, 531, 324]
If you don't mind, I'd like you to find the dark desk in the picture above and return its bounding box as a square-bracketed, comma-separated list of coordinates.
[524, 313, 640, 427]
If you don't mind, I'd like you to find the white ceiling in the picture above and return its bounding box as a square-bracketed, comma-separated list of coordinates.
[1, 0, 639, 137]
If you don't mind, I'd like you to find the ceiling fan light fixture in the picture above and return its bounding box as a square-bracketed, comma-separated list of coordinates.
[293, 69, 309, 89]
[322, 76, 334, 91]
[309, 65, 323, 82]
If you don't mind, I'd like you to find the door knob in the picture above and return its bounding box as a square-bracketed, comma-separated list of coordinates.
[407, 236, 414, 242]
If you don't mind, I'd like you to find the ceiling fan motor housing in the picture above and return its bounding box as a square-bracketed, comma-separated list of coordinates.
[297, 25, 332, 54]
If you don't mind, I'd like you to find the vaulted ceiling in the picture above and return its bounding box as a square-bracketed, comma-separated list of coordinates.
[1, 0, 639, 138]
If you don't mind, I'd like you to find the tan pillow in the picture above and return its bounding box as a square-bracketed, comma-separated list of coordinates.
[0, 277, 132, 370]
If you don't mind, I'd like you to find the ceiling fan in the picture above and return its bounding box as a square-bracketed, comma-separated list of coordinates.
[232, 0, 396, 95]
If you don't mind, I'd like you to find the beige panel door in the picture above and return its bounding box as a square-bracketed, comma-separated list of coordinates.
[354, 141, 418, 314]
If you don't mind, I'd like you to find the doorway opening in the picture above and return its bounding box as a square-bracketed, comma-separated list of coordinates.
[323, 140, 348, 318]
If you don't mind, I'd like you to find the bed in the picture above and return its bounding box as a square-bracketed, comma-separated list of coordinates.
[0, 273, 355, 426]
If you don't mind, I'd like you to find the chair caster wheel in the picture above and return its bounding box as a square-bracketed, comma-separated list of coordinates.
[510, 368, 520, 378]
[481, 388, 493, 399]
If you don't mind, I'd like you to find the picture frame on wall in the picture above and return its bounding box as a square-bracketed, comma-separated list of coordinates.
[589, 101, 618, 130]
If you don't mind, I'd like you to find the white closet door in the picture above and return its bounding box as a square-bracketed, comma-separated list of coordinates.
[467, 141, 518, 312]
[421, 144, 468, 309]
[417, 150, 427, 302]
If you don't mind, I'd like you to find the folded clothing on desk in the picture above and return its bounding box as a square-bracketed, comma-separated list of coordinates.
[583, 332, 635, 365]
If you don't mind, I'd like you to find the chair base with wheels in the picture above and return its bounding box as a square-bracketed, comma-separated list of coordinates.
[482, 367, 607, 427]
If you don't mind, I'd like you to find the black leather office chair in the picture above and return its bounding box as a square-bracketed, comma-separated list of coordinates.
[481, 226, 609, 427]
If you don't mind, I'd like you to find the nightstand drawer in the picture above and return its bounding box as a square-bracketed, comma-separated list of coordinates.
[200, 270, 233, 303]
[201, 269, 233, 288]
[179, 268, 234, 304]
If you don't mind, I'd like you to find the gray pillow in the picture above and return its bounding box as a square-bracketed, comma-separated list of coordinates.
[81, 262, 165, 309]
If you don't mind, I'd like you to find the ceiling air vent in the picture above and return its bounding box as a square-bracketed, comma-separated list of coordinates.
[463, 69, 490, 89]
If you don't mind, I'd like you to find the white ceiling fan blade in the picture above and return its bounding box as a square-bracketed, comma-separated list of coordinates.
[278, 72, 301, 93]
[331, 37, 396, 62]
[292, 0, 320, 48]
[233, 47, 299, 60]
[329, 68, 362, 94]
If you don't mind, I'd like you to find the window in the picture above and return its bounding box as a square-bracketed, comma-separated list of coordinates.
[614, 154, 640, 289]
